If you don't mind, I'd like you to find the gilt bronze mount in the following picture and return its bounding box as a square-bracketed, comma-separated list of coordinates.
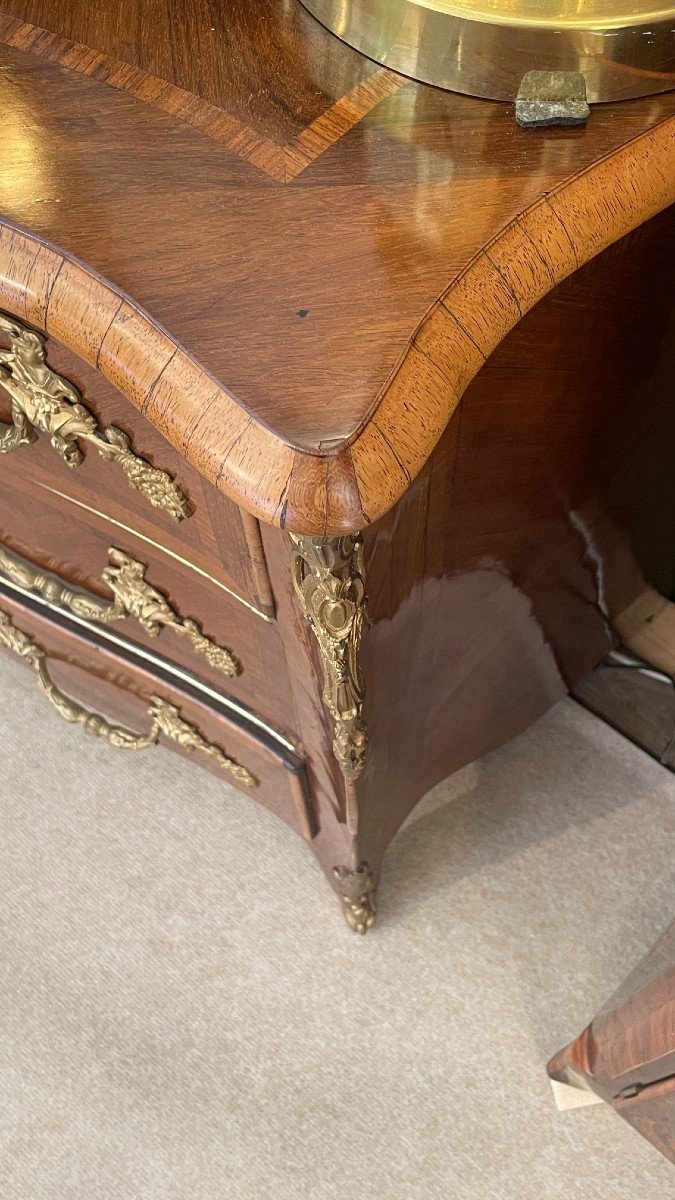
[0, 542, 240, 678]
[290, 534, 368, 780]
[334, 863, 377, 934]
[0, 312, 191, 521]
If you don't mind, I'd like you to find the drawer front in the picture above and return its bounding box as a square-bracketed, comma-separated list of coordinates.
[0, 311, 273, 617]
[0, 466, 297, 737]
[0, 582, 315, 843]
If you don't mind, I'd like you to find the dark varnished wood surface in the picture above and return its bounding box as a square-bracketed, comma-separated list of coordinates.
[0, 0, 385, 144]
[548, 921, 675, 1163]
[0, 464, 299, 735]
[0, 328, 276, 615]
[574, 664, 675, 771]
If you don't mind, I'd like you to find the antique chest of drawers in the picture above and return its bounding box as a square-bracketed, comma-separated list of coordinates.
[0, 1, 673, 931]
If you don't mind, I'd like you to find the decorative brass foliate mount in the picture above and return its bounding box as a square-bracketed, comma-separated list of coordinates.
[290, 534, 368, 779]
[0, 312, 191, 521]
[334, 863, 377, 934]
[0, 607, 256, 786]
[0, 542, 240, 678]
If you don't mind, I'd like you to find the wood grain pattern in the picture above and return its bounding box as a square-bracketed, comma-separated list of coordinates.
[574, 651, 675, 770]
[0, 457, 298, 734]
[0, 14, 404, 182]
[0, 313, 276, 617]
[1, 16, 674, 464]
[0, 109, 673, 535]
[260, 519, 363, 892]
[350, 121, 675, 526]
[0, 0, 674, 929]
[0, 0, 388, 140]
[548, 921, 675, 1163]
[2, 189, 673, 913]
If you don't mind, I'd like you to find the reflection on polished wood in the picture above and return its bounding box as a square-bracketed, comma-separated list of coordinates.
[301, 0, 675, 101]
[33, 483, 274, 623]
[0, 13, 405, 182]
[0, 3, 674, 485]
[548, 921, 675, 1163]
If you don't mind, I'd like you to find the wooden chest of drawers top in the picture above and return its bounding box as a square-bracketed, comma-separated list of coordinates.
[0, 2, 672, 538]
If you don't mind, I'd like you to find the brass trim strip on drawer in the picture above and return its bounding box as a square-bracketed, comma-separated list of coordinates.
[0, 540, 241, 678]
[0, 311, 191, 521]
[0, 604, 257, 786]
[0, 571, 296, 755]
[35, 482, 274, 623]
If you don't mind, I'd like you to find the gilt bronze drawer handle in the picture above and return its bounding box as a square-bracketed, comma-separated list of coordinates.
[0, 607, 256, 785]
[0, 543, 240, 678]
[101, 547, 241, 676]
[0, 312, 191, 521]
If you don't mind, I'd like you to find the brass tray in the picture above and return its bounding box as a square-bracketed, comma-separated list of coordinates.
[300, 0, 675, 101]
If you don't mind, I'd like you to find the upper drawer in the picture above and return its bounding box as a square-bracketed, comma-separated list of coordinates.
[0, 309, 274, 618]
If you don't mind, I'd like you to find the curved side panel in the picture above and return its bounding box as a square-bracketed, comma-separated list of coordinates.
[355, 205, 675, 872]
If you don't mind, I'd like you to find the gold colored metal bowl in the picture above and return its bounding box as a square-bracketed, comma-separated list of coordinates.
[300, 0, 675, 101]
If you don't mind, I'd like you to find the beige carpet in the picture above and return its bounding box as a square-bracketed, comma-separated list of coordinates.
[1, 650, 674, 1200]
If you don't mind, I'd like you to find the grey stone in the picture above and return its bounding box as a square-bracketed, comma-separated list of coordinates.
[515, 70, 590, 129]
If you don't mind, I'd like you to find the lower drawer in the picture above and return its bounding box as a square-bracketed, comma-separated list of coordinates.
[0, 579, 316, 843]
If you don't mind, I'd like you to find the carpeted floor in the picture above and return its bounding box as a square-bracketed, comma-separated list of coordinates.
[1, 649, 674, 1199]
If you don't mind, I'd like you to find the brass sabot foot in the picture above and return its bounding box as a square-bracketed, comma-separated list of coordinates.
[333, 863, 377, 934]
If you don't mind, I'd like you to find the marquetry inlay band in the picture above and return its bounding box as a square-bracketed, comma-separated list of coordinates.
[0, 115, 673, 536]
[0, 15, 405, 183]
